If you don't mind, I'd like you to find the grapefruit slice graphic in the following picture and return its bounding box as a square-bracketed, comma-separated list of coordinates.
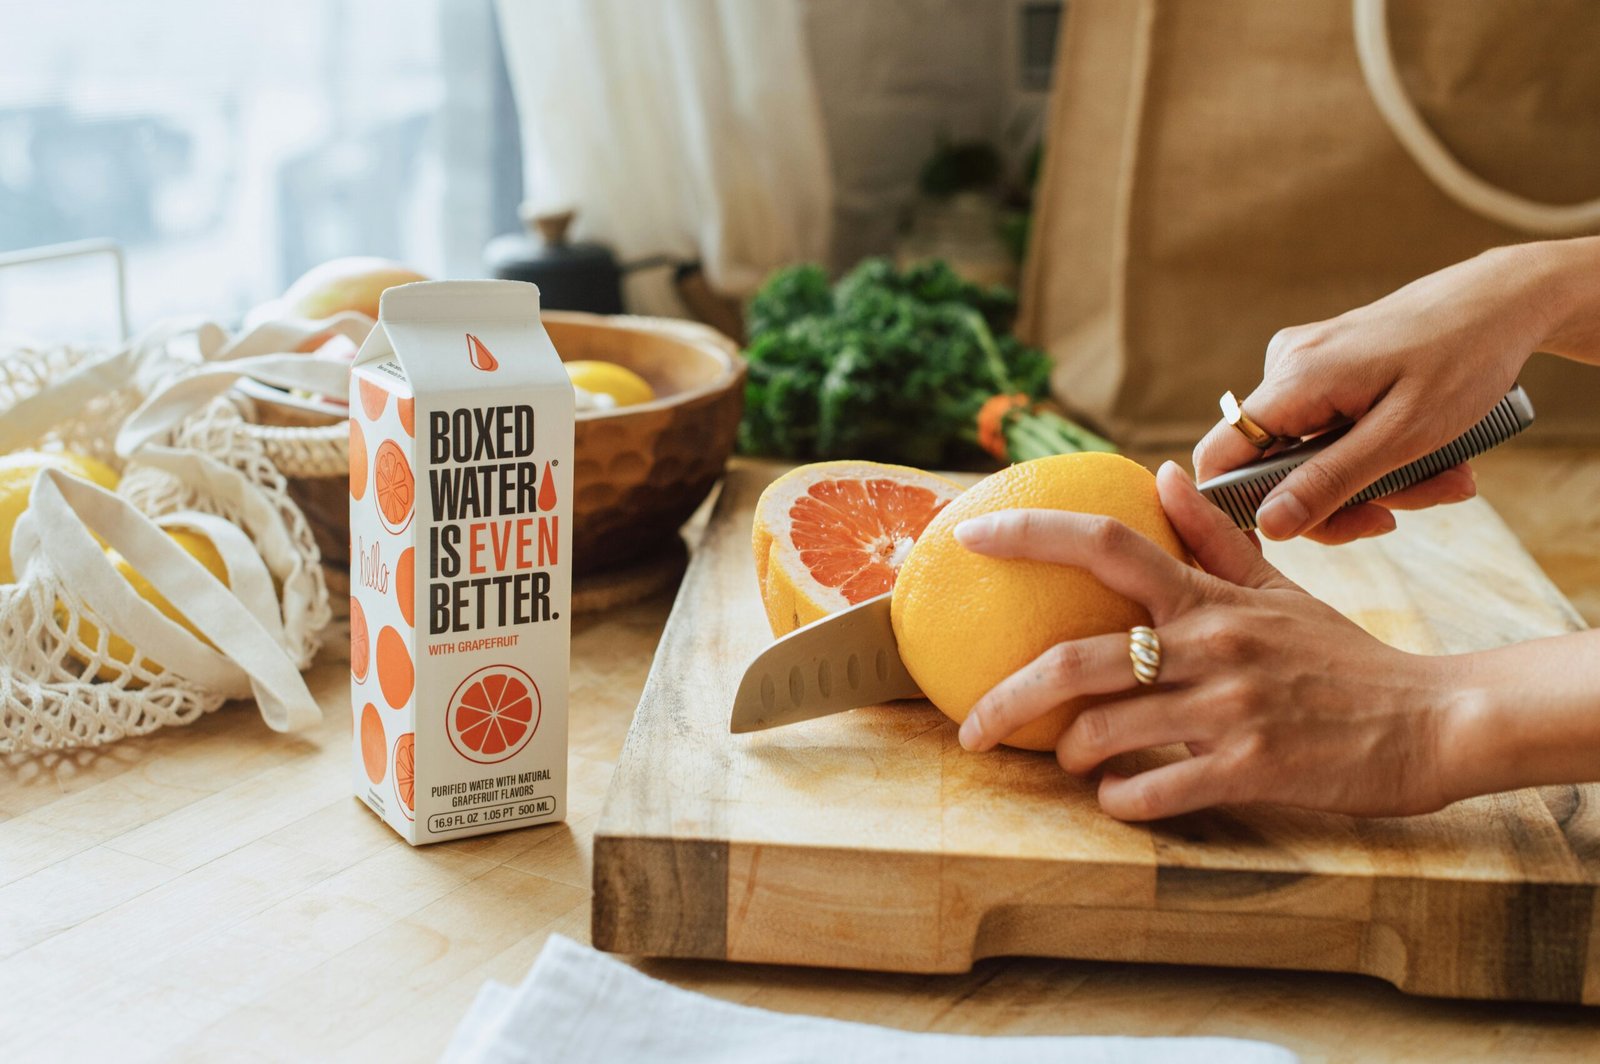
[466, 333, 499, 372]
[446, 664, 541, 764]
[374, 439, 414, 533]
[393, 732, 415, 818]
[350, 596, 370, 682]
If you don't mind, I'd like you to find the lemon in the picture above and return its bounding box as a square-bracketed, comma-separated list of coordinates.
[0, 450, 120, 584]
[564, 360, 656, 409]
[68, 530, 231, 683]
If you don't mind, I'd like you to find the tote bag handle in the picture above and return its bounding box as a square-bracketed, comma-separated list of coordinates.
[1353, 0, 1600, 236]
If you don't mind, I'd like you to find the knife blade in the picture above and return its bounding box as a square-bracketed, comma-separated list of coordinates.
[730, 593, 922, 734]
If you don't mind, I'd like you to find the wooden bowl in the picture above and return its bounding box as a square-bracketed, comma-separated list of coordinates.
[240, 312, 745, 578]
[544, 311, 745, 574]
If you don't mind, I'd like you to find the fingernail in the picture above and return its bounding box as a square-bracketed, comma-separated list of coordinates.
[1256, 491, 1309, 540]
[953, 517, 995, 546]
[1157, 460, 1192, 484]
[958, 712, 984, 750]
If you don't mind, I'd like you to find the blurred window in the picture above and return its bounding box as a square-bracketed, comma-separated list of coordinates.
[0, 0, 519, 339]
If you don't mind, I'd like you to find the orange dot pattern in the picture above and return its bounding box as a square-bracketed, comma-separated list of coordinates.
[360, 702, 386, 785]
[376, 624, 414, 709]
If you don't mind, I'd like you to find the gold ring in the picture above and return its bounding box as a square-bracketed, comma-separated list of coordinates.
[1129, 625, 1162, 686]
[1220, 391, 1277, 450]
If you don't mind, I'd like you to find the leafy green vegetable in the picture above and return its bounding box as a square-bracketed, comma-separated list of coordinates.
[739, 258, 1056, 466]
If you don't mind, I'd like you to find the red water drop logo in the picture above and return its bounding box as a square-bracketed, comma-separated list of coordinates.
[466, 333, 499, 372]
[538, 461, 557, 511]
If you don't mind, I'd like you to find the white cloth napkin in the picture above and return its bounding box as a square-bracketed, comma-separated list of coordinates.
[441, 935, 1298, 1064]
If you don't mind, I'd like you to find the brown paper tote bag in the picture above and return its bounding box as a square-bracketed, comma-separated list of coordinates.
[1020, 0, 1600, 447]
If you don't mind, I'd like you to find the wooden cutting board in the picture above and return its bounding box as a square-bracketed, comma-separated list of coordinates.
[592, 462, 1599, 1004]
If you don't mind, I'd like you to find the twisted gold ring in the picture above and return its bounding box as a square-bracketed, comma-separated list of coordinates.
[1129, 625, 1162, 686]
[1220, 390, 1278, 451]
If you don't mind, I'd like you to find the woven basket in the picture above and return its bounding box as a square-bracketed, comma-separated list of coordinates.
[240, 312, 744, 580]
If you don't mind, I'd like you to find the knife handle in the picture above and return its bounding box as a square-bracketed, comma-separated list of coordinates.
[1197, 385, 1534, 531]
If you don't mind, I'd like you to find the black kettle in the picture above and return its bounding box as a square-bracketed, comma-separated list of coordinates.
[485, 209, 675, 315]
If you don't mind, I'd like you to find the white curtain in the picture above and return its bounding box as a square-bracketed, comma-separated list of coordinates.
[495, 0, 834, 304]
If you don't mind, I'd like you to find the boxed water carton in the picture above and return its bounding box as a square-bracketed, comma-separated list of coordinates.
[348, 279, 572, 844]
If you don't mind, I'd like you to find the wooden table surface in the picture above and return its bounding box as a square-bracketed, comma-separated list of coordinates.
[3, 448, 1599, 1063]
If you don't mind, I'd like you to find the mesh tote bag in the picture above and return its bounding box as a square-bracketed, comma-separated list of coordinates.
[0, 316, 363, 754]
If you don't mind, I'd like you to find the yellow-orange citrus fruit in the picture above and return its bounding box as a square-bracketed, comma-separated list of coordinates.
[69, 529, 231, 684]
[0, 450, 119, 584]
[564, 360, 656, 408]
[282, 256, 426, 321]
[891, 453, 1189, 751]
[752, 461, 962, 637]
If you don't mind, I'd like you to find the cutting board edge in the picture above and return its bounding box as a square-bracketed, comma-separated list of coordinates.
[591, 832, 1600, 1005]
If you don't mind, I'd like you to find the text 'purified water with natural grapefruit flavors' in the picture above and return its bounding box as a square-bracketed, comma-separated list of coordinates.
[349, 279, 572, 845]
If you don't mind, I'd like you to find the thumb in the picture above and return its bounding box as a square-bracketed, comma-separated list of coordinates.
[1156, 461, 1284, 589]
[1254, 400, 1425, 540]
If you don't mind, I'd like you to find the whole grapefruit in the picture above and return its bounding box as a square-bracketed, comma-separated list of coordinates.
[890, 453, 1189, 751]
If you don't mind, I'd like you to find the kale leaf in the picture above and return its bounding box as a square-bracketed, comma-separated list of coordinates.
[738, 258, 1052, 466]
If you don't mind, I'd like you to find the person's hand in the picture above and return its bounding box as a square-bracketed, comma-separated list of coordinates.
[952, 462, 1457, 821]
[1193, 245, 1557, 543]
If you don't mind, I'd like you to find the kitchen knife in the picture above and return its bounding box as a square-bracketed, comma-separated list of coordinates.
[729, 592, 919, 733]
[1197, 385, 1535, 530]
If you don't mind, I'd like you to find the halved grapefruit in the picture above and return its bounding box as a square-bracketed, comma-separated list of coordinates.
[752, 461, 963, 637]
[447, 664, 541, 764]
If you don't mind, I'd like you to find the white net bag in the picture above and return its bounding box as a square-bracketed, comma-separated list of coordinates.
[0, 314, 367, 755]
